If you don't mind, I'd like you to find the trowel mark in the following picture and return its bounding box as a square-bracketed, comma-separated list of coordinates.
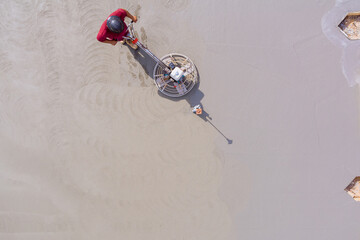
[126, 52, 137, 67]
[130, 72, 137, 79]
[140, 27, 147, 45]
[0, 52, 12, 73]
[138, 71, 147, 87]
[134, 4, 141, 17]
[126, 51, 149, 87]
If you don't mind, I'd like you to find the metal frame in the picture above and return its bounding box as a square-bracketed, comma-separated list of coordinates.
[153, 53, 198, 98]
[123, 22, 198, 98]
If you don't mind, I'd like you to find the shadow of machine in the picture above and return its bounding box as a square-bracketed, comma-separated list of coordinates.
[125, 40, 232, 144]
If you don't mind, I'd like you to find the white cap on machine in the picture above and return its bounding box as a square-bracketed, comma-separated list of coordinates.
[170, 67, 184, 81]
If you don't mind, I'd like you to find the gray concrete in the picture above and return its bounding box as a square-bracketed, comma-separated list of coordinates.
[1, 0, 360, 239]
[202, 0, 360, 239]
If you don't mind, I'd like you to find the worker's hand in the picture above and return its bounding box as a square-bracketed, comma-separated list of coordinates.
[133, 16, 138, 22]
[110, 41, 117, 46]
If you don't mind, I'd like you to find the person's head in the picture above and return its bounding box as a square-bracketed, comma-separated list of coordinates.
[106, 16, 124, 33]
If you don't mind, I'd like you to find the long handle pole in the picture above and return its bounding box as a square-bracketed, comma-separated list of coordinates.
[135, 41, 170, 72]
[126, 21, 170, 72]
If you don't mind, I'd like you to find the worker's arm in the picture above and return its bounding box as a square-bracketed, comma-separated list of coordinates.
[96, 32, 117, 45]
[102, 39, 117, 45]
[124, 9, 137, 22]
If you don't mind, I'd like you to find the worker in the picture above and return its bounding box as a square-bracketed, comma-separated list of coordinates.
[97, 9, 138, 49]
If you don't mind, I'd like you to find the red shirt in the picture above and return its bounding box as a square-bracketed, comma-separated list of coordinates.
[97, 9, 128, 42]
